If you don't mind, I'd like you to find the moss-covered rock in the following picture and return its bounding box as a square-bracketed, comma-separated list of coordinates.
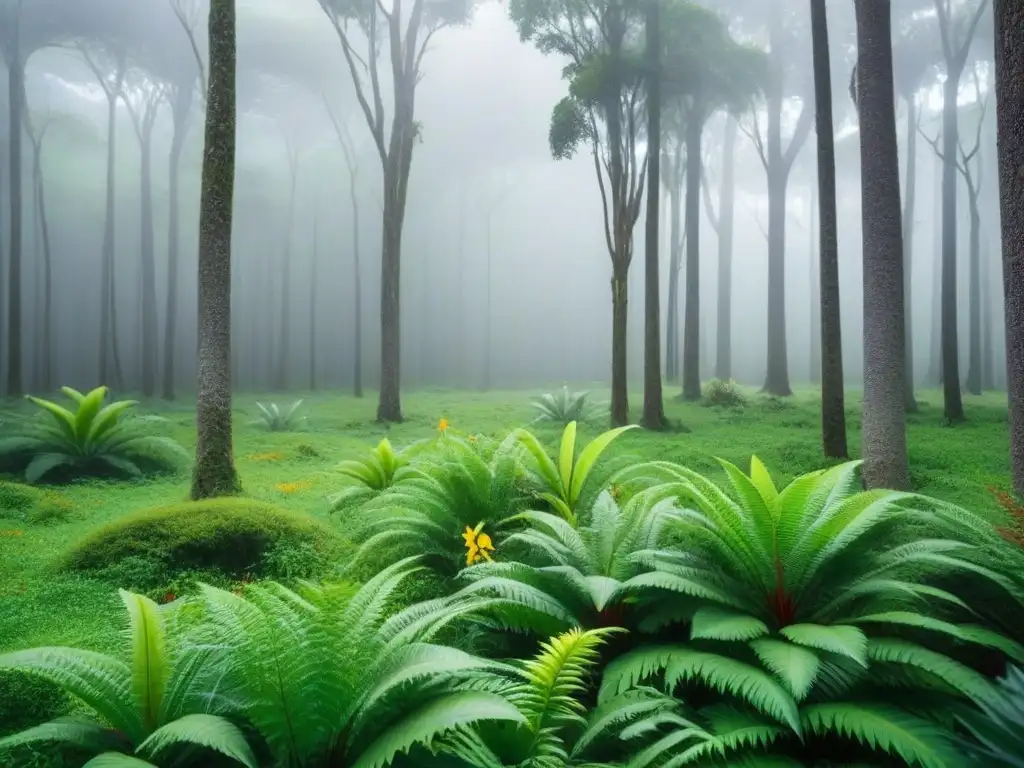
[61, 498, 346, 587]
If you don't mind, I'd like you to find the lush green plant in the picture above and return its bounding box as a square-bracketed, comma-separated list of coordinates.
[0, 386, 188, 483]
[531, 385, 606, 426]
[512, 421, 636, 525]
[598, 457, 1024, 766]
[345, 435, 529, 577]
[329, 437, 426, 514]
[959, 666, 1024, 767]
[702, 378, 746, 408]
[252, 400, 306, 431]
[0, 481, 72, 524]
[0, 589, 257, 767]
[61, 498, 343, 586]
[456, 490, 682, 635]
[184, 557, 525, 767]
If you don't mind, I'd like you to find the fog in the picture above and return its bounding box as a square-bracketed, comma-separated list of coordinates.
[0, 0, 1005, 399]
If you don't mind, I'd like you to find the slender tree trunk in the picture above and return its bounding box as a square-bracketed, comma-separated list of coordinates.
[275, 156, 298, 392]
[611, 263, 629, 425]
[162, 88, 191, 400]
[855, 0, 911, 490]
[902, 93, 919, 410]
[982, 236, 995, 391]
[32, 137, 53, 392]
[940, 74, 966, 421]
[666, 167, 682, 382]
[350, 170, 362, 398]
[378, 168, 404, 422]
[682, 112, 702, 401]
[994, 0, 1024, 496]
[6, 55, 24, 396]
[642, 0, 665, 428]
[192, 0, 241, 500]
[715, 117, 736, 382]
[482, 210, 492, 390]
[310, 210, 318, 390]
[966, 186, 983, 394]
[808, 182, 820, 384]
[810, 0, 848, 459]
[928, 148, 943, 386]
[139, 123, 159, 397]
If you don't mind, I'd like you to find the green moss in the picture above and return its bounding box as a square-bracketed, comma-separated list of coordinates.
[60, 498, 345, 586]
[0, 482, 74, 525]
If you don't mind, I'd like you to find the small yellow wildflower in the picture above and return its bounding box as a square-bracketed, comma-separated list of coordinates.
[438, 418, 449, 434]
[467, 434, 478, 443]
[463, 521, 495, 566]
[249, 451, 285, 462]
[275, 481, 309, 494]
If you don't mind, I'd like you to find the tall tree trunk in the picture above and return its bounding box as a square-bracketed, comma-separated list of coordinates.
[98, 70, 125, 391]
[378, 162, 405, 422]
[808, 182, 820, 384]
[810, 0, 848, 460]
[855, 0, 911, 490]
[275, 154, 298, 392]
[610, 262, 629, 425]
[715, 117, 736, 382]
[994, 0, 1024, 497]
[902, 93, 919, 410]
[31, 135, 53, 392]
[309, 209, 318, 390]
[482, 209, 492, 390]
[665, 162, 682, 382]
[162, 85, 192, 400]
[966, 182, 983, 394]
[982, 236, 995, 391]
[682, 112, 702, 401]
[6, 54, 23, 396]
[642, 0, 665, 429]
[192, 0, 241, 500]
[350, 164, 362, 398]
[939, 74, 966, 421]
[139, 117, 159, 397]
[928, 148, 943, 386]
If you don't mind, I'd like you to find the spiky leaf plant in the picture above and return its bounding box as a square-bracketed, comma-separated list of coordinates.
[345, 436, 530, 577]
[598, 458, 1023, 766]
[252, 400, 306, 431]
[0, 386, 189, 483]
[0, 590, 256, 767]
[958, 665, 1024, 767]
[329, 437, 427, 514]
[436, 627, 632, 767]
[512, 421, 636, 525]
[187, 557, 526, 767]
[455, 490, 684, 635]
[531, 386, 607, 426]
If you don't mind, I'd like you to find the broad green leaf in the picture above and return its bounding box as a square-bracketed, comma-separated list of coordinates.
[25, 453, 74, 483]
[88, 400, 138, 445]
[137, 714, 257, 768]
[119, 590, 168, 732]
[690, 607, 769, 642]
[750, 638, 820, 700]
[558, 421, 577, 495]
[73, 387, 109, 444]
[569, 425, 637, 506]
[25, 396, 77, 442]
[780, 624, 868, 668]
[83, 754, 158, 768]
[749, 455, 779, 509]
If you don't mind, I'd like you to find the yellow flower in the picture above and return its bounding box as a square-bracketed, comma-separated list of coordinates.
[463, 521, 496, 566]
[249, 451, 285, 462]
[467, 434, 478, 443]
[275, 481, 309, 494]
[438, 418, 449, 434]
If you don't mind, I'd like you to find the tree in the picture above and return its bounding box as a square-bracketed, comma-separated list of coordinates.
[1, 0, 25, 396]
[641, 0, 665, 429]
[511, 0, 648, 426]
[318, 0, 471, 422]
[273, 139, 300, 392]
[809, 0, 847, 459]
[191, 0, 240, 499]
[933, 0, 988, 422]
[855, 0, 911, 491]
[993, 0, 1024, 496]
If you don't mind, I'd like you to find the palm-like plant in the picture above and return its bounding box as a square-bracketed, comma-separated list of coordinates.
[512, 422, 637, 525]
[345, 436, 530, 577]
[531, 386, 606, 426]
[0, 590, 257, 767]
[456, 490, 683, 635]
[0, 386, 189, 483]
[600, 457, 1024, 766]
[329, 437, 426, 514]
[252, 400, 306, 431]
[958, 666, 1024, 767]
[187, 557, 526, 767]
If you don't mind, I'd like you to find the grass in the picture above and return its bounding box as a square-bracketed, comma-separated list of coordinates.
[0, 385, 1012, 680]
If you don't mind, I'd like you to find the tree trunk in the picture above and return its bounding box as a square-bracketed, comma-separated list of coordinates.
[99, 77, 125, 391]
[809, 182, 820, 385]
[192, 0, 241, 499]
[275, 157, 298, 392]
[642, 0, 665, 429]
[902, 93, 919, 410]
[139, 124, 159, 397]
[855, 0, 911, 491]
[162, 86, 192, 400]
[715, 117, 736, 382]
[350, 170, 363, 398]
[940, 74, 966, 421]
[32, 137, 53, 391]
[928, 147, 943, 386]
[682, 111, 702, 401]
[810, 0, 848, 460]
[6, 55, 24, 396]
[966, 185, 983, 395]
[982, 236, 995, 391]
[994, 0, 1024, 497]
[377, 167, 404, 422]
[610, 266, 629, 425]
[666, 166, 682, 382]
[309, 210, 318, 391]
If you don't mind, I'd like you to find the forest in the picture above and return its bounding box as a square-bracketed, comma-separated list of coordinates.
[0, 0, 1023, 766]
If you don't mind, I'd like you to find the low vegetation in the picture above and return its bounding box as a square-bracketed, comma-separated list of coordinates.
[252, 400, 307, 432]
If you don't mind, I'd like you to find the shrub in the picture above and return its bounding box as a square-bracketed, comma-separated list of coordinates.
[61, 498, 342, 584]
[531, 384, 606, 425]
[702, 378, 746, 408]
[252, 400, 306, 431]
[0, 386, 189, 483]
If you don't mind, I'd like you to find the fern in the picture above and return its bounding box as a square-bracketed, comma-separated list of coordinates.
[531, 386, 607, 426]
[252, 400, 306, 431]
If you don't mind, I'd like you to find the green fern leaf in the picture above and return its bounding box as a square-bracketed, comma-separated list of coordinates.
[690, 607, 769, 642]
[136, 714, 257, 768]
[780, 624, 868, 667]
[749, 638, 820, 701]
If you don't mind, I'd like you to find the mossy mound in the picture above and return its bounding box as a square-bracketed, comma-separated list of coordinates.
[0, 481, 74, 524]
[61, 498, 345, 588]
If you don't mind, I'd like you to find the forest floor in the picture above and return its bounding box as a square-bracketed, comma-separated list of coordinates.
[0, 385, 1012, 671]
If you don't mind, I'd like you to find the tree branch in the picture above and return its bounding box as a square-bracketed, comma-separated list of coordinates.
[170, 0, 207, 93]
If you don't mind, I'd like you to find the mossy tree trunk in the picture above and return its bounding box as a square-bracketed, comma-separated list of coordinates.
[191, 0, 241, 500]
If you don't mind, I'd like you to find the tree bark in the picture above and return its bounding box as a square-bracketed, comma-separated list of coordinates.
[810, 0, 848, 460]
[665, 157, 683, 382]
[350, 163, 363, 398]
[309, 210, 318, 390]
[993, 0, 1024, 496]
[610, 267, 629, 425]
[965, 182, 983, 394]
[940, 74, 966, 421]
[97, 59, 126, 391]
[902, 93, 919, 410]
[928, 148, 943, 386]
[138, 113, 159, 397]
[275, 151, 298, 392]
[715, 117, 736, 382]
[855, 0, 911, 491]
[30, 134, 53, 391]
[682, 110, 702, 401]
[6, 54, 23, 396]
[808, 181, 820, 385]
[191, 0, 241, 500]
[378, 163, 405, 422]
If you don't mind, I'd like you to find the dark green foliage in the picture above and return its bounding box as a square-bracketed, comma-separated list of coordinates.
[959, 666, 1024, 766]
[0, 671, 68, 737]
[531, 385, 607, 426]
[0, 481, 74, 525]
[703, 378, 747, 408]
[60, 498, 343, 585]
[0, 386, 189, 483]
